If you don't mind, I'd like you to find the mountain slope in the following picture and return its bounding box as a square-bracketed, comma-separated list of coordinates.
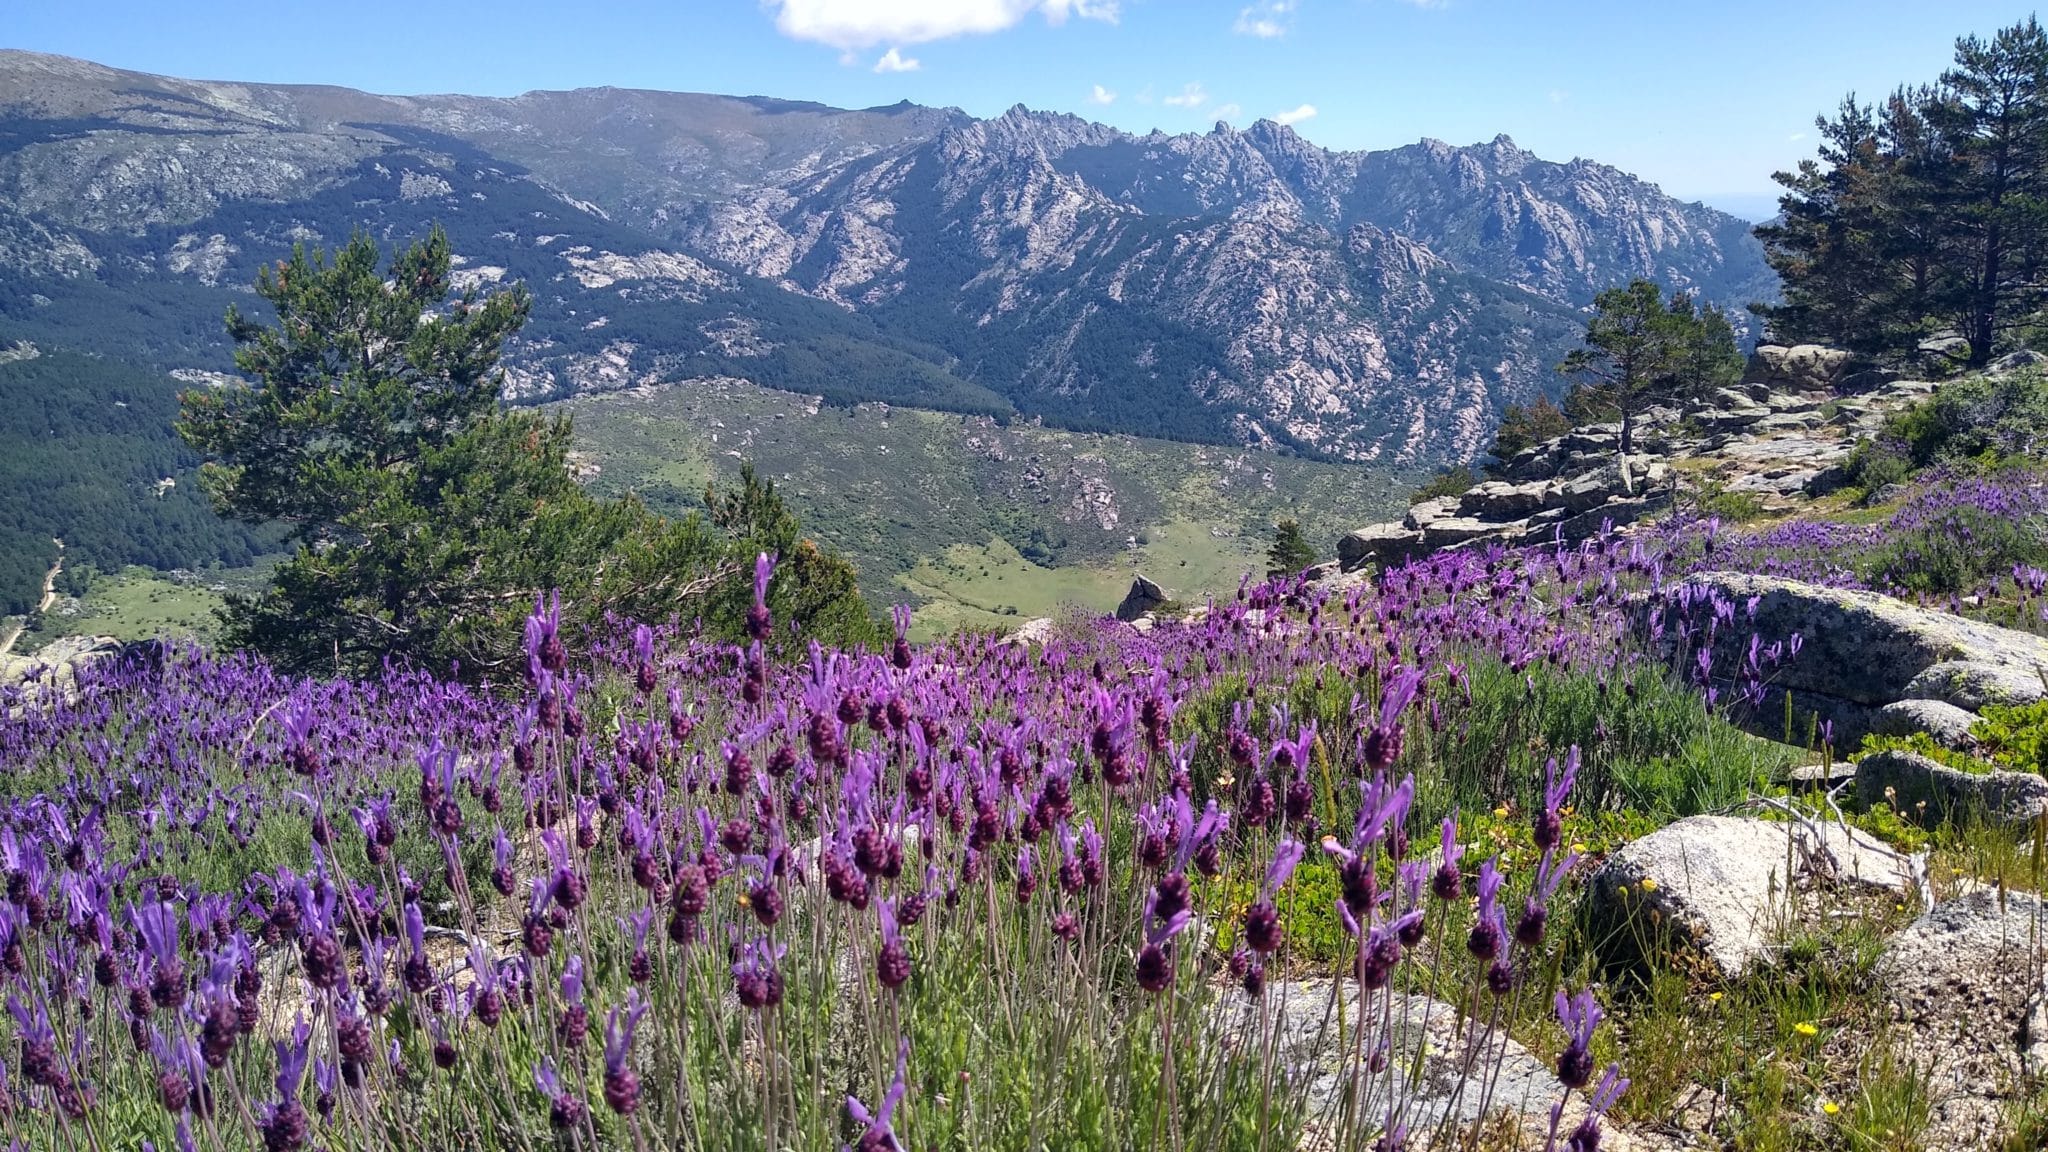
[0, 334, 278, 613]
[0, 50, 1776, 463]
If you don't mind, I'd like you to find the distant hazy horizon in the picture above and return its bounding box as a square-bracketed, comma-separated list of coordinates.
[1697, 195, 1783, 224]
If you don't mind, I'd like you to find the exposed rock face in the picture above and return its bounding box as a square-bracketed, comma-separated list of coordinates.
[1210, 981, 1592, 1146]
[1586, 815, 1919, 977]
[1330, 359, 1934, 575]
[1742, 344, 1848, 392]
[0, 634, 121, 708]
[1670, 572, 2048, 747]
[1854, 749, 2048, 830]
[0, 49, 1777, 464]
[1337, 524, 1426, 571]
[1877, 891, 2048, 1148]
[1115, 576, 1170, 622]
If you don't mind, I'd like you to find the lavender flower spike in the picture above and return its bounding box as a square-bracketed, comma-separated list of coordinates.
[845, 1037, 911, 1152]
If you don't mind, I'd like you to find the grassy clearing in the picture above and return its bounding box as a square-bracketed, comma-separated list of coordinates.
[16, 564, 254, 651]
[563, 378, 1406, 633]
[896, 520, 1273, 638]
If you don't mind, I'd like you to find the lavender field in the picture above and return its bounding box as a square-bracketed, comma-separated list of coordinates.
[19, 467, 2023, 1152]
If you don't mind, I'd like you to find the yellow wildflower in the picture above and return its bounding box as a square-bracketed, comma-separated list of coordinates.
[1821, 1100, 1840, 1116]
[1794, 1022, 1819, 1037]
[1638, 878, 1658, 892]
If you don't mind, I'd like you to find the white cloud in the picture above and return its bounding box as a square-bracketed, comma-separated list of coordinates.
[1233, 0, 1296, 38]
[1214, 103, 1243, 122]
[873, 47, 921, 72]
[768, 0, 1118, 51]
[1273, 103, 1317, 126]
[1088, 84, 1117, 105]
[1788, 131, 1807, 142]
[1548, 89, 1567, 105]
[1163, 82, 1208, 108]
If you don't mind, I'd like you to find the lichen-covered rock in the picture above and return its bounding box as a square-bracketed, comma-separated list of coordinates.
[1420, 516, 1505, 549]
[1666, 572, 2048, 747]
[1211, 981, 1593, 1148]
[1904, 659, 2048, 712]
[1871, 699, 1982, 752]
[1402, 496, 1461, 531]
[1587, 815, 1918, 977]
[1877, 890, 2048, 1148]
[1854, 749, 2048, 830]
[1337, 523, 1425, 572]
[1456, 480, 1546, 521]
[1744, 344, 1849, 391]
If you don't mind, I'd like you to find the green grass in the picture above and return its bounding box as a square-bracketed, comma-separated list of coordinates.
[16, 563, 259, 652]
[563, 379, 1408, 634]
[896, 520, 1276, 638]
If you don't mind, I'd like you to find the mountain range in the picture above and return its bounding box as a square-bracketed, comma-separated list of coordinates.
[0, 49, 1776, 464]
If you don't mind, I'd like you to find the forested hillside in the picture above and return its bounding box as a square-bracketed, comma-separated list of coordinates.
[0, 338, 276, 613]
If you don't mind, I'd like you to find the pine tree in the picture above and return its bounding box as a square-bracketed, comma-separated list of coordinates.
[1557, 279, 1744, 490]
[1266, 519, 1316, 577]
[178, 229, 877, 677]
[1489, 396, 1572, 464]
[1760, 17, 2048, 367]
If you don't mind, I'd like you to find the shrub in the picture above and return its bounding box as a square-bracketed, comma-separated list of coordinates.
[1971, 699, 2048, 774]
[1889, 368, 2048, 467]
[1409, 464, 1476, 505]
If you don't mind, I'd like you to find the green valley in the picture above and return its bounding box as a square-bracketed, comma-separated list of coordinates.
[562, 378, 1406, 635]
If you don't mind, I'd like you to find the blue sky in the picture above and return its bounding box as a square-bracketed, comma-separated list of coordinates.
[7, 1, 2035, 217]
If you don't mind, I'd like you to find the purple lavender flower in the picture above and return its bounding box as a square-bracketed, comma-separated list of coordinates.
[732, 936, 786, 1009]
[1533, 747, 1579, 852]
[602, 990, 647, 1115]
[1559, 1065, 1629, 1152]
[260, 1017, 312, 1152]
[1516, 846, 1581, 948]
[1135, 890, 1193, 993]
[1241, 839, 1303, 955]
[1363, 667, 1425, 770]
[132, 901, 185, 1010]
[1554, 988, 1603, 1089]
[1466, 857, 1506, 962]
[845, 1038, 910, 1152]
[747, 553, 777, 642]
[558, 955, 589, 1049]
[1431, 815, 1463, 900]
[534, 1057, 584, 1130]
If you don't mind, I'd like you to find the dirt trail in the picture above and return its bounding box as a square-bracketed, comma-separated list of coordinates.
[0, 540, 63, 659]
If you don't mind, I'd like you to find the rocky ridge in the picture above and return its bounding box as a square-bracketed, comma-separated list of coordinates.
[0, 49, 1773, 463]
[1335, 344, 1939, 570]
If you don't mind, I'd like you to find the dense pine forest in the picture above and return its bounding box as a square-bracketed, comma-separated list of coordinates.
[0, 335, 277, 614]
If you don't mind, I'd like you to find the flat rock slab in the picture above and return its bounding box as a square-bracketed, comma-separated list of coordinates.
[1878, 890, 2048, 1148]
[1338, 523, 1426, 572]
[1214, 981, 1590, 1149]
[1871, 698, 1982, 752]
[1588, 815, 1918, 977]
[1665, 572, 2048, 746]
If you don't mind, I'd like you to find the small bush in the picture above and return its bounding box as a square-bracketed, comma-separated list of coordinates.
[1409, 464, 1476, 505]
[1841, 439, 1913, 503]
[1970, 699, 2048, 774]
[1890, 368, 2048, 467]
[1861, 501, 2048, 595]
